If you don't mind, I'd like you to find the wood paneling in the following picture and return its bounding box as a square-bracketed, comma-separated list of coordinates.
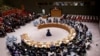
[51, 8, 62, 17]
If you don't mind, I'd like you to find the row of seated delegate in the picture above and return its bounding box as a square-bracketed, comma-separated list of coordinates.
[6, 17, 92, 56]
[62, 14, 99, 22]
[0, 12, 36, 37]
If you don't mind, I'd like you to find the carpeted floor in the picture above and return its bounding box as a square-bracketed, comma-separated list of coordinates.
[0, 20, 100, 56]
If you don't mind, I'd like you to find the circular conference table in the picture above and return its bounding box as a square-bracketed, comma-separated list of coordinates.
[21, 23, 76, 48]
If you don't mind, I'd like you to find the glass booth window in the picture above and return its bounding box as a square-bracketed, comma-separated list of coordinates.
[53, 1, 84, 6]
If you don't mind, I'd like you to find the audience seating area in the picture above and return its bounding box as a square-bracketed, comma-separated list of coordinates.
[0, 9, 35, 37]
[6, 13, 92, 56]
[0, 8, 98, 37]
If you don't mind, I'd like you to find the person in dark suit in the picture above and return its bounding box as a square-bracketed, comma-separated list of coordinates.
[46, 29, 52, 36]
[0, 24, 6, 37]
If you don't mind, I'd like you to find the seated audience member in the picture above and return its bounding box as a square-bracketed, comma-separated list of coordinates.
[0, 17, 3, 23]
[63, 47, 68, 56]
[0, 24, 6, 37]
[33, 20, 39, 26]
[4, 25, 15, 32]
[48, 51, 55, 56]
